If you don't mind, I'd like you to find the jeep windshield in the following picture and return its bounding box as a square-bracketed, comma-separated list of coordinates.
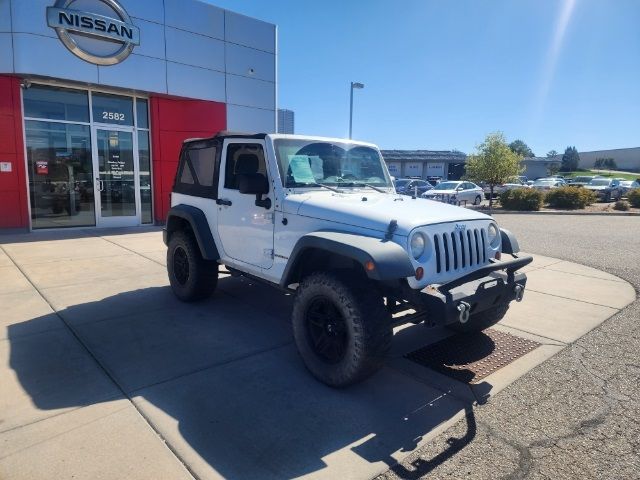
[274, 139, 393, 189]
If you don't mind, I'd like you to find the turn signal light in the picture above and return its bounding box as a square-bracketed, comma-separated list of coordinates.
[415, 267, 424, 280]
[365, 260, 375, 271]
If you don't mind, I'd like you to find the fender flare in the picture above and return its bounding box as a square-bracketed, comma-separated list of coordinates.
[500, 228, 520, 254]
[280, 231, 415, 287]
[164, 204, 219, 260]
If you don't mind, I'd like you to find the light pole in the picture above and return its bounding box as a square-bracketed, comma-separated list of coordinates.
[349, 81, 364, 139]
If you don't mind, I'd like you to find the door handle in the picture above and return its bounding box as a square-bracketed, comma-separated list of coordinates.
[96, 178, 104, 191]
[216, 199, 232, 206]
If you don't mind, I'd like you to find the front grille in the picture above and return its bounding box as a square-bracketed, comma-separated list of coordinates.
[433, 226, 487, 274]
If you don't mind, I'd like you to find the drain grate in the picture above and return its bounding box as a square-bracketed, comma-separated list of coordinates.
[405, 328, 540, 384]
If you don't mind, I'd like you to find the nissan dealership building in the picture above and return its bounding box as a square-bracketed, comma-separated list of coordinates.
[0, 0, 276, 230]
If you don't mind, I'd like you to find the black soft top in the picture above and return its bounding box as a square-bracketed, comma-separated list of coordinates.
[183, 131, 268, 146]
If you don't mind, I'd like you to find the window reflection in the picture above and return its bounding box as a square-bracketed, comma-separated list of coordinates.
[23, 85, 89, 123]
[138, 131, 153, 223]
[97, 130, 136, 217]
[136, 99, 149, 129]
[92, 93, 134, 126]
[26, 121, 95, 228]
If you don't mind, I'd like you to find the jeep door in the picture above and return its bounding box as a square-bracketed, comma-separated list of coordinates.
[216, 140, 274, 269]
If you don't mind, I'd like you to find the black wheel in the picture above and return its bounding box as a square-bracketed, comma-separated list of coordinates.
[448, 304, 509, 334]
[292, 272, 392, 387]
[474, 195, 482, 205]
[167, 231, 218, 302]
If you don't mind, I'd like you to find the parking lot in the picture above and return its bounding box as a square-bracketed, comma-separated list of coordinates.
[0, 224, 635, 479]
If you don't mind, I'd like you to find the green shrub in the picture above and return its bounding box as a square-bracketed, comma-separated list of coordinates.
[499, 188, 544, 211]
[545, 186, 596, 210]
[614, 200, 630, 211]
[627, 188, 640, 208]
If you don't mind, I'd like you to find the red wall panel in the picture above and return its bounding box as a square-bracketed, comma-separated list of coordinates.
[149, 96, 226, 223]
[0, 75, 28, 229]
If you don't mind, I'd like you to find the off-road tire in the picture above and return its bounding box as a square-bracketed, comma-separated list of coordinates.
[167, 231, 218, 302]
[447, 304, 509, 334]
[291, 272, 392, 387]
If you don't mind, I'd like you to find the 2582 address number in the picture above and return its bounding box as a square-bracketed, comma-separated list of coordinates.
[102, 111, 125, 121]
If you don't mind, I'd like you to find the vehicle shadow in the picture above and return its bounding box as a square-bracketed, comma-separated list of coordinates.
[7, 277, 489, 479]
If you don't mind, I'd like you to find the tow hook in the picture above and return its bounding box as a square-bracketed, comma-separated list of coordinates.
[514, 284, 525, 302]
[457, 301, 471, 323]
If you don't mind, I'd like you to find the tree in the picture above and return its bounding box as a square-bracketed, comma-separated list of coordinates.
[548, 163, 560, 176]
[466, 132, 523, 208]
[509, 139, 534, 158]
[561, 146, 580, 172]
[594, 158, 604, 171]
[547, 150, 559, 158]
[604, 158, 617, 171]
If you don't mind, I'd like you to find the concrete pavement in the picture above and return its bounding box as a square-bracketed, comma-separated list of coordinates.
[0, 227, 635, 479]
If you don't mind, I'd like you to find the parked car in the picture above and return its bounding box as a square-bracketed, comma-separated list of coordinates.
[584, 178, 623, 202]
[422, 180, 484, 205]
[394, 178, 433, 196]
[482, 177, 529, 199]
[619, 180, 640, 196]
[531, 178, 563, 191]
[568, 175, 600, 187]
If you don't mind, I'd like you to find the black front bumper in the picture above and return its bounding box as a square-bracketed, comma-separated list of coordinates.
[413, 255, 532, 326]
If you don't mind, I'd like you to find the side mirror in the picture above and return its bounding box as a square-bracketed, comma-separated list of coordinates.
[237, 173, 271, 209]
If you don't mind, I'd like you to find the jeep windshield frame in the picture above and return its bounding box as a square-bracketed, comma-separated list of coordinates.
[273, 139, 393, 189]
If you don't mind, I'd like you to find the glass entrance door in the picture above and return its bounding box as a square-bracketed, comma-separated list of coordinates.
[92, 127, 140, 227]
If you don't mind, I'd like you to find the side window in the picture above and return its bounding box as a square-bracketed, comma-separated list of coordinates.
[188, 147, 216, 186]
[174, 142, 218, 197]
[224, 143, 267, 190]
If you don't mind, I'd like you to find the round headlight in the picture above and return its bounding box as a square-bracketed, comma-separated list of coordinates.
[410, 233, 426, 259]
[488, 223, 500, 247]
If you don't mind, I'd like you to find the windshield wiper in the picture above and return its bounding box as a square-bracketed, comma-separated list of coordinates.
[289, 181, 341, 193]
[335, 181, 387, 193]
[356, 182, 386, 193]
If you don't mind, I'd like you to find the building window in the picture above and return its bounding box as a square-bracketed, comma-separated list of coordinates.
[23, 85, 89, 123]
[23, 84, 154, 228]
[25, 121, 95, 228]
[138, 130, 153, 224]
[92, 93, 134, 126]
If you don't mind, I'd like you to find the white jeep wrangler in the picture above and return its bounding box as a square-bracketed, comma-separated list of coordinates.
[164, 132, 531, 387]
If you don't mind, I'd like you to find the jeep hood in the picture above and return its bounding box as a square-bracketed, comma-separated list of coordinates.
[284, 191, 490, 236]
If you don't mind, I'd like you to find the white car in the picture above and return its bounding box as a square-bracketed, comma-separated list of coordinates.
[619, 180, 640, 196]
[164, 133, 530, 387]
[531, 179, 563, 191]
[422, 181, 484, 205]
[482, 177, 529, 199]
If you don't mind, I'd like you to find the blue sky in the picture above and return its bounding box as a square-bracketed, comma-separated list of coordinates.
[210, 0, 639, 155]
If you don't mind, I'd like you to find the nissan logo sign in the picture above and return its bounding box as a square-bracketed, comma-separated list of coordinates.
[47, 0, 140, 65]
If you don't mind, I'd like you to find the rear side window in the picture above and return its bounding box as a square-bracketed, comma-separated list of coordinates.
[187, 147, 216, 186]
[223, 143, 267, 190]
[174, 142, 219, 198]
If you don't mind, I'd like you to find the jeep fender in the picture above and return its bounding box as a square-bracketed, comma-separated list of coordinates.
[500, 228, 520, 254]
[164, 204, 219, 260]
[280, 231, 415, 287]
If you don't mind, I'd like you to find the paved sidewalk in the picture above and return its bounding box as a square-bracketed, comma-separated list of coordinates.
[0, 227, 635, 480]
